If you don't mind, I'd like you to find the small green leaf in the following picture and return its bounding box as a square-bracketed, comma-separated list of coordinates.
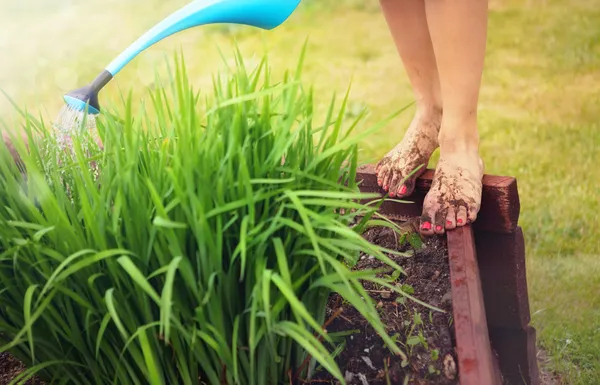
[12, 238, 28, 246]
[401, 284, 415, 295]
[413, 312, 423, 326]
[408, 233, 423, 249]
[33, 226, 55, 242]
[152, 216, 188, 229]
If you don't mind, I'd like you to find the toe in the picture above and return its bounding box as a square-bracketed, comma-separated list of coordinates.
[419, 214, 435, 236]
[394, 177, 415, 198]
[434, 211, 446, 234]
[389, 172, 402, 197]
[403, 178, 416, 197]
[434, 223, 445, 234]
[445, 208, 457, 230]
[398, 183, 408, 197]
[467, 204, 479, 224]
[376, 165, 388, 187]
[456, 206, 468, 227]
[382, 170, 393, 192]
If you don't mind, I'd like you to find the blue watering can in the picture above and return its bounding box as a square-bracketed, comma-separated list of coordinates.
[63, 0, 302, 115]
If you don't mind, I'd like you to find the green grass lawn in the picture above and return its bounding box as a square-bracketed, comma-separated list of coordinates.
[1, 0, 599, 383]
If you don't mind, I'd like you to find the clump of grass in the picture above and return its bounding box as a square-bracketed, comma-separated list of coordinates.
[0, 49, 411, 385]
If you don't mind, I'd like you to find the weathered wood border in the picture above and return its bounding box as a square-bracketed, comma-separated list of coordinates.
[356, 165, 540, 385]
[447, 225, 502, 385]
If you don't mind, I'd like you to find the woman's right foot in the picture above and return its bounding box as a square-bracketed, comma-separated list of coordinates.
[375, 108, 441, 198]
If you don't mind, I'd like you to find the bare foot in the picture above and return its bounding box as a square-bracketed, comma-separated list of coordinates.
[375, 108, 441, 198]
[419, 153, 484, 235]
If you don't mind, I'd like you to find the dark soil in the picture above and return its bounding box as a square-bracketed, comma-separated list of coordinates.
[305, 222, 459, 385]
[0, 352, 44, 385]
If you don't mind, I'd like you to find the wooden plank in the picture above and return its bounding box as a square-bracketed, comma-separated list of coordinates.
[446, 225, 502, 385]
[356, 165, 520, 234]
[475, 228, 531, 329]
[489, 326, 540, 385]
[477, 227, 540, 385]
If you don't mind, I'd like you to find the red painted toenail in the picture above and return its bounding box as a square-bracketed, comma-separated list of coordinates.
[458, 219, 463, 224]
[389, 192, 396, 197]
[399, 185, 407, 195]
[447, 221, 452, 227]
[421, 222, 431, 230]
[436, 225, 443, 232]
[383, 185, 388, 190]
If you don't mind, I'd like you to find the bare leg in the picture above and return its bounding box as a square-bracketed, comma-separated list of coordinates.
[376, 0, 442, 199]
[420, 0, 488, 235]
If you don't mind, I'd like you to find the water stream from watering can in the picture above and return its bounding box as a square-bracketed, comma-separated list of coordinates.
[52, 105, 97, 151]
[50, 105, 102, 190]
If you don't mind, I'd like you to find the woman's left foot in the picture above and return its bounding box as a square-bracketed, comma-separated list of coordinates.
[419, 152, 484, 235]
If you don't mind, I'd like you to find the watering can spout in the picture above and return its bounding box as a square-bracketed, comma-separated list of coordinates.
[105, 0, 302, 76]
[63, 0, 302, 114]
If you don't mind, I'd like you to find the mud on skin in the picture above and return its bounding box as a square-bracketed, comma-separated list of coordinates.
[376, 111, 441, 199]
[419, 156, 483, 236]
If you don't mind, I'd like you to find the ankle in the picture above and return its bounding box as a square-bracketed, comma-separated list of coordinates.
[438, 115, 480, 154]
[440, 134, 479, 152]
[439, 132, 480, 155]
[416, 102, 443, 123]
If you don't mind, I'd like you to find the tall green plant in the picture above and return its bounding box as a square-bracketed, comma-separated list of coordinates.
[0, 49, 413, 385]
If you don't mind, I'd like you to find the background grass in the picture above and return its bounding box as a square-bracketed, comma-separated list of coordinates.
[1, 0, 598, 383]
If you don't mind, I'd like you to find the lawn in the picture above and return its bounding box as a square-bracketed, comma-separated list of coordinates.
[1, 0, 599, 383]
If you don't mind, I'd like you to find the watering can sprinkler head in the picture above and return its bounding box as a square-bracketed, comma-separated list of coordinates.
[61, 0, 302, 115]
[63, 70, 113, 115]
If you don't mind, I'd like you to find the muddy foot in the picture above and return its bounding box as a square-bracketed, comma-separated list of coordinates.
[420, 153, 484, 235]
[375, 109, 441, 198]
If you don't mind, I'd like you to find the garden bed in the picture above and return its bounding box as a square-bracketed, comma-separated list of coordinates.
[306, 221, 458, 385]
[0, 163, 536, 385]
[352, 165, 539, 385]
